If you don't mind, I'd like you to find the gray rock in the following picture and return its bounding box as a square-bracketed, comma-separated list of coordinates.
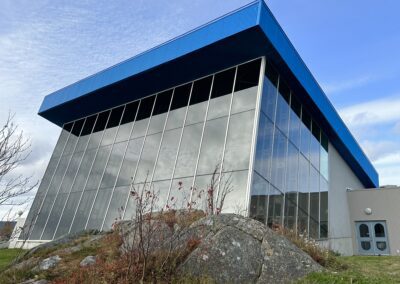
[36, 255, 61, 271]
[80, 255, 96, 267]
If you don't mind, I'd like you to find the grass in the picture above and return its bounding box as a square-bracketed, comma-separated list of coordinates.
[299, 256, 400, 283]
[0, 248, 24, 270]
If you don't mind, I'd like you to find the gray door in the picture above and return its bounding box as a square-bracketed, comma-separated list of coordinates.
[355, 221, 389, 255]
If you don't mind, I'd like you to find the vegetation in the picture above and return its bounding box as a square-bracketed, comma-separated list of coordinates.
[0, 248, 23, 270]
[299, 256, 400, 284]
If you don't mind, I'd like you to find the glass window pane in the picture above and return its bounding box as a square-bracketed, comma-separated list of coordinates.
[320, 133, 329, 180]
[131, 95, 155, 139]
[41, 193, 68, 240]
[289, 96, 301, 148]
[262, 61, 278, 122]
[284, 192, 297, 230]
[153, 128, 181, 181]
[134, 133, 162, 183]
[87, 189, 113, 230]
[53, 123, 72, 157]
[22, 193, 45, 240]
[100, 141, 127, 189]
[207, 68, 235, 120]
[267, 186, 283, 227]
[320, 177, 328, 238]
[70, 148, 97, 192]
[250, 172, 268, 223]
[29, 193, 56, 240]
[47, 155, 70, 195]
[116, 137, 144, 186]
[298, 154, 309, 234]
[197, 117, 227, 175]
[300, 110, 311, 159]
[223, 110, 255, 171]
[103, 186, 130, 229]
[221, 170, 249, 214]
[76, 115, 96, 152]
[286, 142, 299, 193]
[116, 101, 139, 143]
[271, 130, 287, 191]
[85, 145, 112, 190]
[375, 224, 385, 238]
[54, 191, 81, 238]
[59, 151, 84, 193]
[63, 119, 84, 155]
[310, 121, 320, 170]
[174, 123, 202, 178]
[88, 110, 110, 150]
[102, 106, 124, 146]
[165, 83, 191, 130]
[148, 90, 173, 135]
[70, 190, 96, 234]
[185, 76, 212, 125]
[37, 156, 59, 196]
[254, 114, 274, 180]
[360, 224, 369, 238]
[231, 59, 261, 113]
[309, 167, 319, 239]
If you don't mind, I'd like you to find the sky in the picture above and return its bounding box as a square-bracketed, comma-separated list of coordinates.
[0, 0, 399, 218]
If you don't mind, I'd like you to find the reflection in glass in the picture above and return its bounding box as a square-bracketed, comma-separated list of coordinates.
[223, 110, 255, 172]
[375, 224, 385, 238]
[88, 110, 110, 150]
[298, 154, 309, 234]
[70, 149, 97, 192]
[131, 95, 155, 139]
[102, 106, 124, 146]
[29, 194, 56, 240]
[165, 83, 191, 130]
[197, 117, 227, 175]
[289, 96, 301, 148]
[267, 186, 283, 227]
[174, 123, 202, 178]
[76, 115, 96, 152]
[254, 114, 274, 180]
[320, 133, 329, 180]
[59, 151, 84, 194]
[361, 241, 371, 250]
[54, 191, 81, 238]
[310, 121, 320, 170]
[262, 61, 279, 121]
[85, 145, 112, 190]
[41, 193, 68, 240]
[117, 137, 144, 186]
[148, 90, 173, 135]
[100, 141, 127, 189]
[309, 166, 319, 239]
[359, 224, 369, 237]
[70, 190, 96, 234]
[186, 76, 212, 125]
[63, 119, 84, 156]
[53, 123, 72, 157]
[271, 130, 287, 191]
[87, 190, 113, 230]
[250, 172, 268, 223]
[221, 170, 249, 214]
[103, 186, 130, 229]
[300, 110, 311, 159]
[320, 177, 328, 238]
[276, 81, 290, 136]
[115, 101, 139, 143]
[208, 68, 235, 120]
[134, 133, 162, 183]
[153, 128, 181, 181]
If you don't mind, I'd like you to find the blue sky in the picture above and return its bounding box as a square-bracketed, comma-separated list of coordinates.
[0, 0, 399, 217]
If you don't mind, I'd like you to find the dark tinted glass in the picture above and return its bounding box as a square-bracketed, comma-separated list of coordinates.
[121, 101, 139, 124]
[136, 95, 155, 120]
[312, 121, 320, 141]
[302, 109, 311, 130]
[63, 122, 73, 132]
[278, 80, 290, 104]
[107, 106, 124, 129]
[170, 83, 191, 111]
[153, 90, 173, 115]
[234, 59, 261, 92]
[81, 115, 97, 136]
[265, 60, 279, 88]
[211, 68, 235, 98]
[93, 111, 110, 133]
[321, 132, 328, 152]
[189, 76, 213, 105]
[290, 95, 301, 117]
[71, 119, 85, 136]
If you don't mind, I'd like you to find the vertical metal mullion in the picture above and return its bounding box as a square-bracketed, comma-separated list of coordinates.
[67, 112, 110, 234]
[190, 75, 215, 203]
[265, 73, 280, 226]
[101, 100, 141, 226]
[281, 91, 291, 227]
[40, 121, 84, 239]
[84, 105, 126, 230]
[27, 122, 73, 240]
[52, 116, 98, 239]
[121, 95, 157, 220]
[245, 57, 265, 217]
[165, 83, 194, 209]
[214, 67, 238, 213]
[294, 111, 301, 235]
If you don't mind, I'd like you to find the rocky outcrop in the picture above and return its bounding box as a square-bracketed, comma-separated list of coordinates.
[119, 214, 322, 283]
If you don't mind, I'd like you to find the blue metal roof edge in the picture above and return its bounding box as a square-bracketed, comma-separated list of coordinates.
[38, 0, 260, 114]
[257, 1, 378, 187]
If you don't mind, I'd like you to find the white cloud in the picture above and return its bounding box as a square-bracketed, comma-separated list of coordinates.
[339, 95, 400, 127]
[322, 75, 373, 94]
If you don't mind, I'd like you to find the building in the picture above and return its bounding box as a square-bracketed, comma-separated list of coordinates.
[18, 1, 380, 255]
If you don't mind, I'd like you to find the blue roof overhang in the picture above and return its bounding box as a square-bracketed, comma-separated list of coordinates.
[38, 0, 379, 188]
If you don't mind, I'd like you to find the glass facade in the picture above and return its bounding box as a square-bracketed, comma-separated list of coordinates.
[24, 58, 262, 240]
[24, 57, 329, 241]
[250, 61, 329, 239]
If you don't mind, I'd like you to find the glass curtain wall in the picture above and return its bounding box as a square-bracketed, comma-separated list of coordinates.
[250, 60, 329, 239]
[24, 58, 262, 240]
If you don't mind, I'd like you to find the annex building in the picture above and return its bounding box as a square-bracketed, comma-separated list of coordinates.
[17, 1, 384, 256]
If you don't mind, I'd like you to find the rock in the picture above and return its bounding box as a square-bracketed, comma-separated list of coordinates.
[35, 255, 61, 271]
[178, 214, 322, 283]
[80, 255, 96, 267]
[20, 279, 48, 284]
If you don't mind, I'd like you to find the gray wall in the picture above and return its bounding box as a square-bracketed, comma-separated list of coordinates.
[328, 142, 364, 255]
[348, 187, 400, 255]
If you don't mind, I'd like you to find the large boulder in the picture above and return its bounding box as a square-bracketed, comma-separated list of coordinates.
[119, 213, 322, 283]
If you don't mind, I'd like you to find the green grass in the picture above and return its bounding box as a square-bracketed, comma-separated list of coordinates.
[0, 248, 24, 270]
[299, 256, 400, 283]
